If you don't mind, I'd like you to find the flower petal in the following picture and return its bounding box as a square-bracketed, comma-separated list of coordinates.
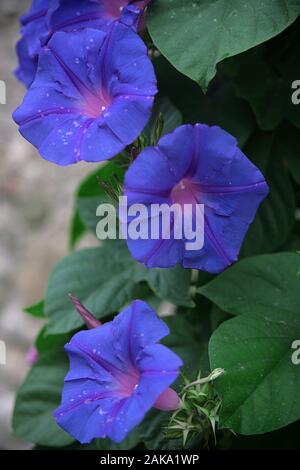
[125, 147, 177, 203]
[54, 388, 121, 444]
[108, 343, 182, 443]
[111, 300, 170, 367]
[16, 0, 59, 87]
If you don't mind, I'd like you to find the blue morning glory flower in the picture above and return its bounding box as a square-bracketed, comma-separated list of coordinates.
[13, 24, 157, 165]
[123, 124, 269, 274]
[50, 0, 151, 33]
[16, 0, 151, 88]
[15, 0, 58, 87]
[54, 300, 182, 444]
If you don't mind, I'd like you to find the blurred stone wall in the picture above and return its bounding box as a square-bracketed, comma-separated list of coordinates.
[0, 0, 94, 449]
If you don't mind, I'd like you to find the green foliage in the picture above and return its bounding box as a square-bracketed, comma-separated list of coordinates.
[210, 309, 300, 434]
[142, 96, 182, 145]
[223, 20, 300, 130]
[201, 253, 300, 434]
[166, 369, 224, 447]
[148, 0, 300, 91]
[241, 131, 296, 256]
[35, 327, 70, 354]
[13, 348, 74, 447]
[199, 252, 300, 316]
[23, 300, 45, 318]
[69, 162, 124, 247]
[154, 57, 256, 147]
[281, 121, 300, 185]
[44, 240, 194, 335]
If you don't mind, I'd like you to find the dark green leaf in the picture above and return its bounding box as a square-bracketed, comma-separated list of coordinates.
[280, 122, 300, 185]
[96, 432, 141, 451]
[281, 234, 300, 251]
[224, 21, 300, 130]
[146, 266, 193, 309]
[209, 307, 300, 434]
[35, 326, 70, 354]
[155, 56, 255, 147]
[13, 348, 74, 447]
[143, 96, 182, 143]
[45, 241, 193, 334]
[241, 132, 296, 257]
[164, 312, 207, 379]
[225, 419, 300, 449]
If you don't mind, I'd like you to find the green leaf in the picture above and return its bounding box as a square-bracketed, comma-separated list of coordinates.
[146, 266, 193, 309]
[13, 348, 74, 447]
[224, 20, 300, 130]
[138, 410, 166, 449]
[191, 83, 256, 147]
[34, 441, 99, 450]
[209, 308, 300, 434]
[69, 163, 124, 247]
[226, 419, 300, 449]
[280, 122, 300, 185]
[45, 241, 193, 334]
[23, 300, 46, 318]
[282, 234, 300, 251]
[155, 56, 255, 147]
[69, 211, 86, 250]
[240, 132, 296, 257]
[148, 0, 300, 91]
[143, 96, 182, 143]
[96, 432, 141, 451]
[199, 252, 300, 316]
[76, 195, 111, 235]
[164, 312, 208, 379]
[35, 326, 70, 354]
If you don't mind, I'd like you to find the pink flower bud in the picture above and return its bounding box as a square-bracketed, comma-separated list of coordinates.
[69, 294, 101, 329]
[154, 387, 180, 411]
[26, 345, 39, 366]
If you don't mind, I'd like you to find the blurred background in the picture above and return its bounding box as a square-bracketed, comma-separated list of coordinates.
[0, 0, 93, 449]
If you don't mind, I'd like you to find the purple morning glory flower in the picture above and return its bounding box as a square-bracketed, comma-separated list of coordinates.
[13, 23, 157, 165]
[54, 300, 182, 444]
[16, 0, 151, 88]
[123, 124, 269, 274]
